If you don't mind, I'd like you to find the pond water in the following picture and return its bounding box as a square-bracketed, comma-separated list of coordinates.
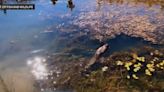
[0, 0, 164, 92]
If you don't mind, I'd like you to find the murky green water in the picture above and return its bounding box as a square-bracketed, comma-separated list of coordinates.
[0, 0, 164, 92]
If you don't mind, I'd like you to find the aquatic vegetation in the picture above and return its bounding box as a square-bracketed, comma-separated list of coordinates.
[156, 60, 164, 70]
[41, 47, 163, 92]
[116, 60, 124, 66]
[101, 66, 108, 72]
[124, 62, 133, 70]
[145, 69, 152, 76]
[126, 75, 130, 79]
[132, 74, 139, 80]
[115, 52, 164, 79]
[136, 57, 145, 62]
[133, 64, 141, 72]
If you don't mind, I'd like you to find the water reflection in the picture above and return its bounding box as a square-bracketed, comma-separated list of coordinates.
[50, 0, 75, 11]
[97, 0, 164, 9]
[67, 0, 75, 11]
[26, 56, 63, 91]
[27, 56, 48, 80]
[51, 0, 58, 5]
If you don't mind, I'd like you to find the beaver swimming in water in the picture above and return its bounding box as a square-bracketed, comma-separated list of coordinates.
[85, 43, 109, 69]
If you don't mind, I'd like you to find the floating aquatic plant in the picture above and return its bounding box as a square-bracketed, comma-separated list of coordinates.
[116, 60, 124, 66]
[38, 46, 164, 92]
[145, 69, 152, 76]
[124, 62, 133, 71]
[116, 51, 164, 80]
[102, 66, 108, 72]
[132, 74, 139, 80]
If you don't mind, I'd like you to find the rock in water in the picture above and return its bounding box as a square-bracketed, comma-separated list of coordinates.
[85, 43, 109, 69]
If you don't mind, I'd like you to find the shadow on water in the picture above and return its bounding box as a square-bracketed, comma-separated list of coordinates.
[104, 34, 163, 56]
[59, 33, 163, 57]
[51, 0, 58, 5]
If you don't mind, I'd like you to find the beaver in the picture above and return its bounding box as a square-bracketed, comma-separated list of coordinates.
[85, 43, 109, 69]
